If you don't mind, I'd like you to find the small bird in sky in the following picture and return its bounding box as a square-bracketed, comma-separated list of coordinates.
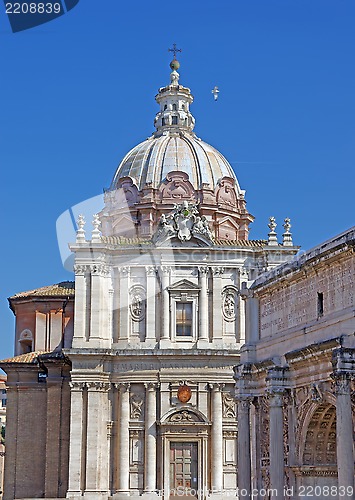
[211, 86, 220, 101]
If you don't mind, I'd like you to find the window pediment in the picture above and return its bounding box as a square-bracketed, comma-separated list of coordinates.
[160, 407, 210, 425]
[168, 279, 200, 293]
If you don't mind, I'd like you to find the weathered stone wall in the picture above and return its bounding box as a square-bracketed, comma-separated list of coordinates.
[259, 251, 354, 338]
[2, 363, 70, 500]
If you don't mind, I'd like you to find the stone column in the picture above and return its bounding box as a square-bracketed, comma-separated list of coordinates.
[144, 383, 158, 494]
[237, 397, 252, 498]
[198, 266, 209, 343]
[333, 374, 354, 496]
[67, 382, 86, 496]
[212, 268, 224, 343]
[160, 266, 170, 341]
[89, 264, 110, 346]
[211, 383, 224, 493]
[85, 381, 110, 496]
[145, 267, 157, 342]
[117, 383, 130, 494]
[118, 267, 130, 341]
[268, 390, 284, 499]
[72, 265, 88, 345]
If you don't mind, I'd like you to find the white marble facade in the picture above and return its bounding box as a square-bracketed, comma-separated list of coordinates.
[66, 234, 297, 499]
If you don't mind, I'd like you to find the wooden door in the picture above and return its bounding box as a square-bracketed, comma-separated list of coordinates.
[170, 442, 198, 499]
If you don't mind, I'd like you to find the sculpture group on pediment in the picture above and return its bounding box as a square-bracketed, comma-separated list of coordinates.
[153, 201, 213, 243]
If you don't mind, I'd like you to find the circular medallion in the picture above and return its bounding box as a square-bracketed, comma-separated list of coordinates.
[177, 384, 192, 403]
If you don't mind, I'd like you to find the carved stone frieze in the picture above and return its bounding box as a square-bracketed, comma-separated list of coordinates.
[259, 395, 270, 467]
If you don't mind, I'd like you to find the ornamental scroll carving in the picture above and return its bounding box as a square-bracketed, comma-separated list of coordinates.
[129, 285, 146, 322]
[130, 393, 144, 419]
[222, 392, 236, 419]
[259, 395, 270, 467]
[168, 410, 200, 423]
[74, 264, 110, 276]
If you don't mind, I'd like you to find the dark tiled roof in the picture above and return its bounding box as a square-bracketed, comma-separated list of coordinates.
[10, 281, 75, 300]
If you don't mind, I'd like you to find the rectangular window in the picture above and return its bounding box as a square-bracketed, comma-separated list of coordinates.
[172, 116, 178, 125]
[317, 292, 324, 317]
[1, 399, 6, 407]
[176, 302, 193, 337]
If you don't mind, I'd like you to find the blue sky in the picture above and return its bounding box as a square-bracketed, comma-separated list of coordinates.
[1, 0, 354, 359]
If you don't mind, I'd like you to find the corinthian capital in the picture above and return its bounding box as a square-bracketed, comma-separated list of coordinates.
[119, 266, 130, 277]
[73, 264, 88, 276]
[331, 372, 352, 396]
[212, 267, 225, 276]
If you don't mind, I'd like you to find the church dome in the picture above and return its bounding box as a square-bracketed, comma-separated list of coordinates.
[110, 57, 242, 194]
[102, 56, 253, 242]
[110, 133, 243, 193]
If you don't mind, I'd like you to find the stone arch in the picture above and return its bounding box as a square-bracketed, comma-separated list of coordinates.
[160, 406, 209, 425]
[301, 402, 337, 466]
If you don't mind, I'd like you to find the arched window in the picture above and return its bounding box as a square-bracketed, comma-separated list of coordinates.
[172, 103, 177, 111]
[19, 329, 33, 354]
[164, 104, 167, 110]
[162, 118, 166, 126]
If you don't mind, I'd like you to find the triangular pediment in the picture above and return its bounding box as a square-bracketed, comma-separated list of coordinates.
[217, 216, 239, 230]
[168, 279, 200, 292]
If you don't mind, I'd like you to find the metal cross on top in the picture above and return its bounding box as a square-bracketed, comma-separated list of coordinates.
[168, 43, 182, 59]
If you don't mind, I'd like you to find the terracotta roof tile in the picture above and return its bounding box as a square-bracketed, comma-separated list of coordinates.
[10, 281, 75, 300]
[0, 351, 51, 364]
[101, 236, 268, 248]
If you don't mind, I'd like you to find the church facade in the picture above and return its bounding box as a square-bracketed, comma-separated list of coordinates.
[0, 57, 354, 500]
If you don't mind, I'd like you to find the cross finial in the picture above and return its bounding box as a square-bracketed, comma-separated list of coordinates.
[168, 43, 182, 59]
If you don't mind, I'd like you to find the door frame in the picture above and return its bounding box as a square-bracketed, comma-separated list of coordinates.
[159, 408, 210, 500]
[163, 437, 207, 500]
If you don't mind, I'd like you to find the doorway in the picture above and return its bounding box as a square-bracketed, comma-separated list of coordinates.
[170, 442, 198, 498]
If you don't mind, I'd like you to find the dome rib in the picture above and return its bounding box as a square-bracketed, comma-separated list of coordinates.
[111, 133, 243, 193]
